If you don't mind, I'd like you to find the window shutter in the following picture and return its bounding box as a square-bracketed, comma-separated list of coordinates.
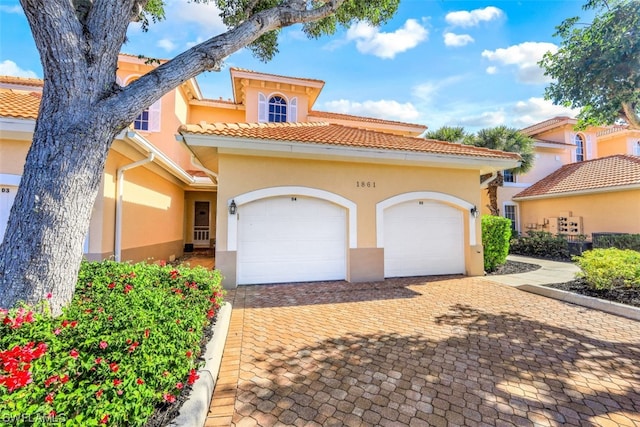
[258, 93, 267, 123]
[585, 135, 592, 160]
[570, 133, 577, 162]
[148, 99, 162, 132]
[289, 97, 298, 122]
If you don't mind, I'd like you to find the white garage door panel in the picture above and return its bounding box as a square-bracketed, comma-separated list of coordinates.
[238, 197, 346, 284]
[384, 200, 464, 277]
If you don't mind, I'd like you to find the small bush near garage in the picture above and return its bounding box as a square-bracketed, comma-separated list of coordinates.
[0, 260, 224, 426]
[574, 248, 640, 290]
[482, 215, 512, 272]
[509, 230, 570, 261]
[592, 233, 640, 252]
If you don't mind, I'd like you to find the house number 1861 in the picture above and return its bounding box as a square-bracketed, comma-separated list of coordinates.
[356, 181, 376, 188]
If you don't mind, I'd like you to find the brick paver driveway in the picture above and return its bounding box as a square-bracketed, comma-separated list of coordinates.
[207, 277, 640, 427]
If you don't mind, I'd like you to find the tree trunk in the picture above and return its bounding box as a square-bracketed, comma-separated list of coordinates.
[0, 114, 114, 315]
[485, 172, 504, 216]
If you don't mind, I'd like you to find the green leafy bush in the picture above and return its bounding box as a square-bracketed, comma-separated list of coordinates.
[0, 260, 224, 426]
[592, 233, 640, 252]
[574, 248, 640, 290]
[482, 215, 512, 272]
[509, 230, 570, 260]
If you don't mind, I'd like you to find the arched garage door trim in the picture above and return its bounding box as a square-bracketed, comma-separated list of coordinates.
[227, 186, 357, 251]
[376, 191, 477, 248]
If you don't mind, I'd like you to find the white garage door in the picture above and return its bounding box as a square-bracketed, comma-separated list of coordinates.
[237, 196, 347, 285]
[384, 200, 464, 277]
[0, 185, 18, 241]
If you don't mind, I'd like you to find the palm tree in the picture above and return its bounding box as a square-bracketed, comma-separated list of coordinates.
[424, 126, 469, 143]
[464, 126, 535, 215]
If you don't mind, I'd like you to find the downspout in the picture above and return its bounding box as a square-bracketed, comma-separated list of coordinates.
[190, 154, 218, 184]
[115, 153, 155, 262]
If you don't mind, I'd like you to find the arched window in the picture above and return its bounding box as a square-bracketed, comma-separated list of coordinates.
[574, 134, 585, 162]
[268, 96, 287, 123]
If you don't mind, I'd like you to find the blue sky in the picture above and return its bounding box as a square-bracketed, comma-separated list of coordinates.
[0, 0, 588, 131]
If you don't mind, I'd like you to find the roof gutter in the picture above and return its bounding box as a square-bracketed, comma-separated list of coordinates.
[514, 183, 640, 201]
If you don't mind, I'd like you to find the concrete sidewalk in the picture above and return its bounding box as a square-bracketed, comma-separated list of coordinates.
[486, 254, 581, 286]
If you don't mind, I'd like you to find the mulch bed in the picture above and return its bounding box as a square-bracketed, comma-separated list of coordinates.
[490, 260, 640, 309]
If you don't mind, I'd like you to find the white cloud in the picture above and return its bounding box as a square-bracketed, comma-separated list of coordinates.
[511, 97, 580, 128]
[0, 5, 23, 14]
[445, 7, 504, 28]
[322, 99, 421, 122]
[346, 19, 428, 59]
[0, 60, 38, 78]
[411, 75, 467, 102]
[169, 0, 225, 33]
[157, 38, 177, 52]
[457, 110, 506, 128]
[486, 66, 498, 75]
[443, 32, 474, 47]
[482, 42, 557, 84]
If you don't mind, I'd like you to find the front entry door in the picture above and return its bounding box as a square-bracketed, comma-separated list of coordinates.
[193, 201, 210, 248]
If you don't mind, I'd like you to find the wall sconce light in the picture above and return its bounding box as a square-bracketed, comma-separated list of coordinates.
[470, 206, 479, 218]
[229, 200, 237, 215]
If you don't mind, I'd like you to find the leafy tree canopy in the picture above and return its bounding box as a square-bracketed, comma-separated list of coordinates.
[540, 0, 640, 129]
[423, 126, 470, 143]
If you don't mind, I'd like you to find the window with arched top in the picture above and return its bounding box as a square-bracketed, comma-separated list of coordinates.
[268, 96, 287, 122]
[574, 134, 585, 162]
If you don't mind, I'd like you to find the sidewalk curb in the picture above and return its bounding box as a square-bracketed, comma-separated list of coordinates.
[516, 284, 640, 322]
[169, 302, 232, 427]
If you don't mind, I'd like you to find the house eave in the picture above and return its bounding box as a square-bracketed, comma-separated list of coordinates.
[0, 117, 36, 139]
[182, 133, 520, 173]
[513, 183, 640, 201]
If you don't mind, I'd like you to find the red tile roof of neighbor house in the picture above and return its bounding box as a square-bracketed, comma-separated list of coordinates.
[308, 110, 428, 130]
[514, 154, 640, 199]
[0, 88, 41, 119]
[179, 121, 521, 160]
[0, 75, 44, 87]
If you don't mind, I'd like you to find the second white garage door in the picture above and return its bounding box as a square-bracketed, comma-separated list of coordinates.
[384, 200, 464, 277]
[237, 196, 347, 285]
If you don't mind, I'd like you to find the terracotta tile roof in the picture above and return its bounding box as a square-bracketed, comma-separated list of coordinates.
[520, 116, 573, 135]
[535, 138, 575, 147]
[180, 121, 521, 160]
[229, 67, 325, 84]
[0, 75, 44, 87]
[514, 155, 640, 199]
[0, 88, 41, 119]
[308, 110, 427, 130]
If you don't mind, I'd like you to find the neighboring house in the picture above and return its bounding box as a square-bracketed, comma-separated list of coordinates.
[486, 116, 640, 238]
[0, 54, 520, 288]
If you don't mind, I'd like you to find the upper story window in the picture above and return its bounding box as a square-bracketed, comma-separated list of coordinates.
[574, 134, 585, 162]
[634, 141, 640, 156]
[268, 96, 287, 123]
[503, 204, 517, 232]
[503, 169, 515, 183]
[258, 93, 297, 123]
[133, 100, 161, 132]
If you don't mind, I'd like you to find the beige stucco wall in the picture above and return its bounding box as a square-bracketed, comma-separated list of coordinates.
[93, 150, 185, 262]
[0, 139, 29, 175]
[189, 104, 246, 124]
[518, 190, 640, 237]
[213, 154, 484, 283]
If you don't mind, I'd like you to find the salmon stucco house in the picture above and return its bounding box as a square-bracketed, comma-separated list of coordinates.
[0, 54, 521, 288]
[485, 116, 640, 238]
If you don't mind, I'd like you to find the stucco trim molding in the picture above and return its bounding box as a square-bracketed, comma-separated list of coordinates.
[227, 186, 358, 251]
[376, 192, 477, 248]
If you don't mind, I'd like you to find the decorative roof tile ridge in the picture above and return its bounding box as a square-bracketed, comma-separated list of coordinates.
[0, 75, 44, 87]
[229, 67, 325, 84]
[596, 125, 629, 137]
[308, 110, 427, 129]
[520, 116, 572, 134]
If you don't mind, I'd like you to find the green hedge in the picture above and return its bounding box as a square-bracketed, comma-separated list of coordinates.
[482, 215, 512, 272]
[509, 230, 570, 260]
[592, 233, 640, 252]
[574, 248, 640, 290]
[0, 260, 224, 426]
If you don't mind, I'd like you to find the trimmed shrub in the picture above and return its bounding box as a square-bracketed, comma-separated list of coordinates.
[509, 230, 570, 261]
[592, 233, 640, 252]
[0, 260, 224, 426]
[574, 248, 640, 290]
[482, 215, 512, 272]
